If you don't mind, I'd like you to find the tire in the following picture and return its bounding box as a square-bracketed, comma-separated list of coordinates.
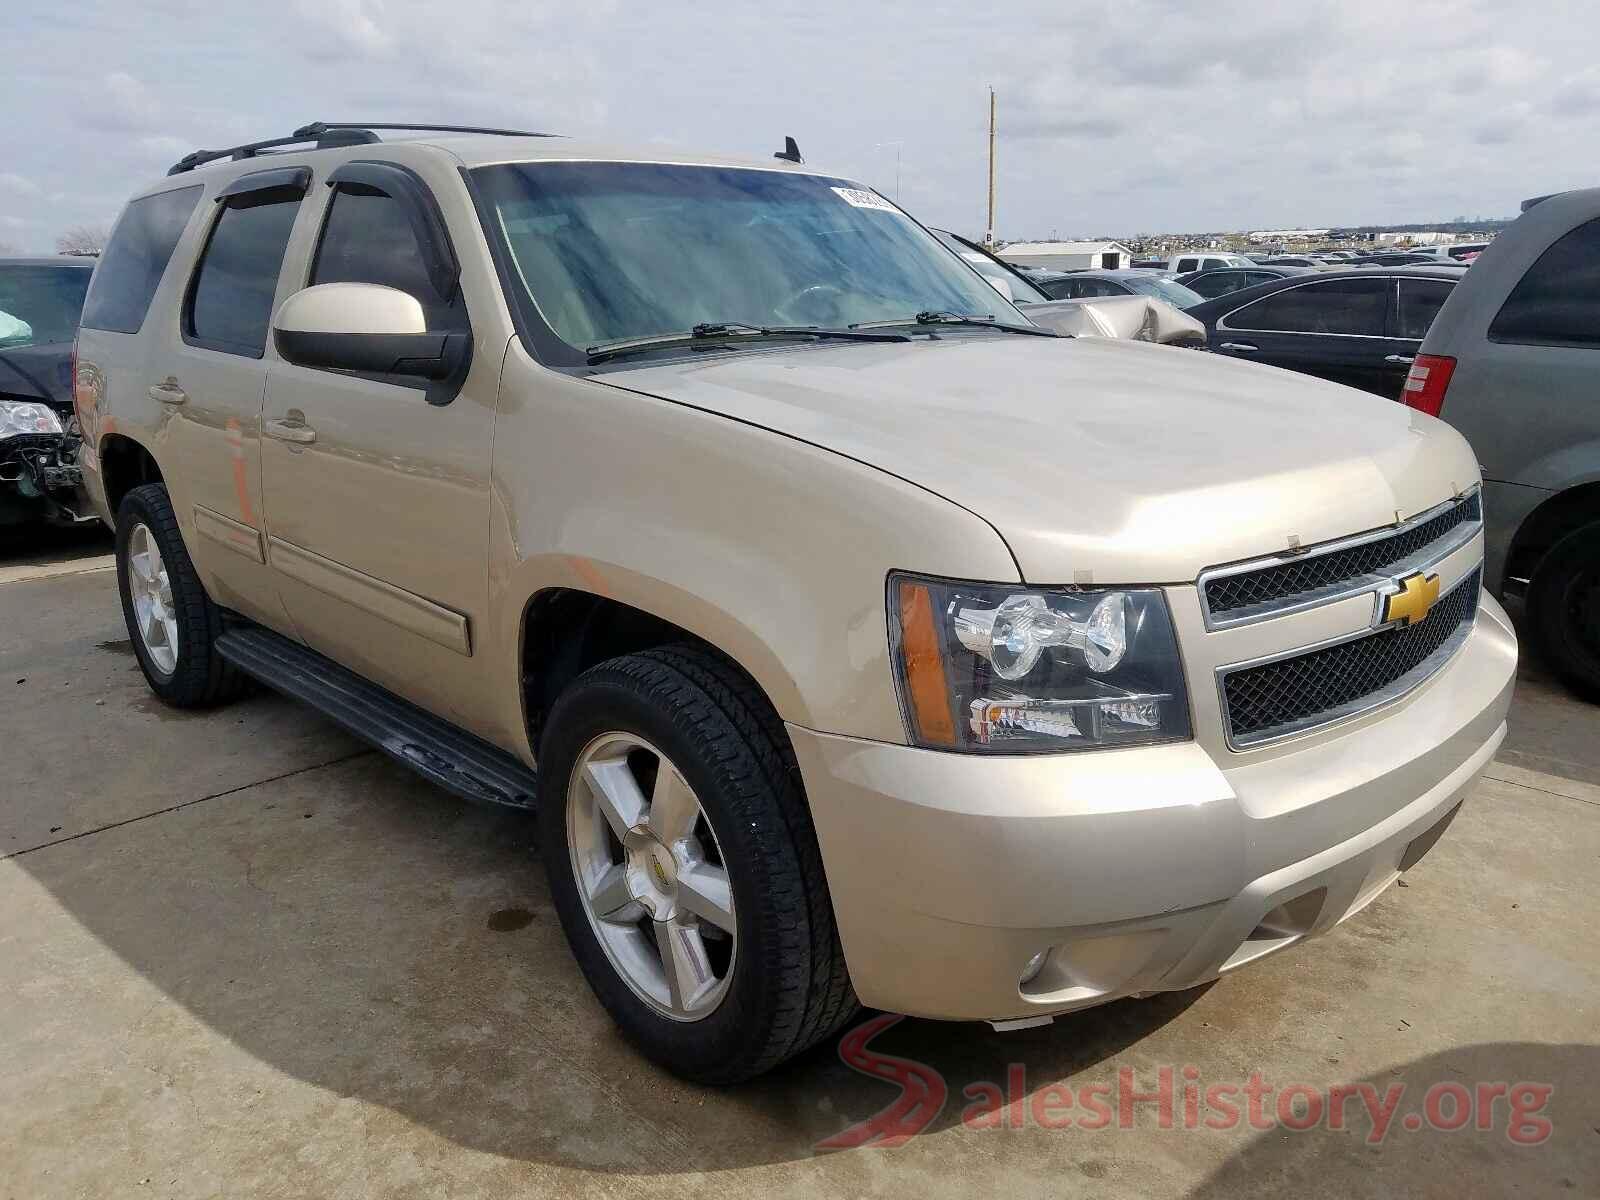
[538, 646, 857, 1083]
[1525, 519, 1600, 701]
[115, 483, 244, 708]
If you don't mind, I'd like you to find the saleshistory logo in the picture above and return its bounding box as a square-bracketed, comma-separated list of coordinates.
[816, 1016, 1555, 1151]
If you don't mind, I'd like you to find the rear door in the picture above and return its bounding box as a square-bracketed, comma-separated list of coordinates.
[156, 168, 311, 626]
[1385, 276, 1456, 395]
[259, 160, 497, 726]
[1213, 276, 1395, 394]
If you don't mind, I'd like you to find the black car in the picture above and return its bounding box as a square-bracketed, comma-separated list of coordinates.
[1186, 266, 1461, 398]
[1174, 264, 1320, 301]
[0, 256, 95, 525]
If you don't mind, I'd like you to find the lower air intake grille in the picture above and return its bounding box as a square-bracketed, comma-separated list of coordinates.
[1222, 568, 1481, 747]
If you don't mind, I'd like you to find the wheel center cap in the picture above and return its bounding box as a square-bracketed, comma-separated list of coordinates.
[648, 843, 677, 888]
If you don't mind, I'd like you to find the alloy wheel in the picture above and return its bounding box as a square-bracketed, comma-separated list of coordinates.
[566, 732, 737, 1021]
[127, 522, 179, 676]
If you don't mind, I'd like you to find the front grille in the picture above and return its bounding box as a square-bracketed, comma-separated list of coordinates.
[1203, 492, 1481, 624]
[1221, 568, 1481, 747]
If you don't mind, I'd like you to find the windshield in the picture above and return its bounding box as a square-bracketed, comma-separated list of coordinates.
[0, 265, 92, 347]
[1120, 274, 1204, 309]
[474, 162, 1026, 353]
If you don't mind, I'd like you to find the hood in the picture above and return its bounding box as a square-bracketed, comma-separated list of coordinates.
[604, 335, 1481, 583]
[0, 342, 75, 408]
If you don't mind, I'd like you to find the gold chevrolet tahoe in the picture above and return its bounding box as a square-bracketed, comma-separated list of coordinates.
[73, 123, 1516, 1083]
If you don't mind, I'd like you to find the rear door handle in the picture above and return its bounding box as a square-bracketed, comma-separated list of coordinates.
[1218, 342, 1258, 353]
[148, 380, 188, 405]
[1384, 354, 1416, 364]
[264, 418, 317, 445]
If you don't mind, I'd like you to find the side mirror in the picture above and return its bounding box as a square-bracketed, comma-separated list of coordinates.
[273, 283, 465, 380]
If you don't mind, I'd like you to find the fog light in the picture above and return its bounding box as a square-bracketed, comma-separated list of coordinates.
[1019, 950, 1049, 986]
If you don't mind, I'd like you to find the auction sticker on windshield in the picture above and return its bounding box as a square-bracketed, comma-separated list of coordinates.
[832, 186, 900, 213]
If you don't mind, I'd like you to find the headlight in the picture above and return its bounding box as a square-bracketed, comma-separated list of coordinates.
[0, 400, 63, 438]
[889, 573, 1191, 753]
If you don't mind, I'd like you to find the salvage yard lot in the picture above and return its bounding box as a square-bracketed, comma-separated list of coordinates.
[2, 529, 1596, 1199]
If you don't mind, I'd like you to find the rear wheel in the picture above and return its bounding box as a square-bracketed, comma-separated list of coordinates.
[1525, 519, 1600, 700]
[538, 646, 856, 1083]
[115, 483, 243, 707]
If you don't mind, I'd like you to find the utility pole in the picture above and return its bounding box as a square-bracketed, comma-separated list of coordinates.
[985, 87, 996, 247]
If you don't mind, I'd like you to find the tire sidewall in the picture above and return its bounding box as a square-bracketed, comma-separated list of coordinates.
[115, 484, 215, 705]
[538, 670, 789, 1081]
[1528, 521, 1600, 700]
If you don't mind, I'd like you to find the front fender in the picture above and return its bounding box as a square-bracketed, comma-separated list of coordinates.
[482, 344, 1020, 761]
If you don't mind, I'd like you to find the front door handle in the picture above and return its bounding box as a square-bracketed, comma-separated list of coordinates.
[264, 417, 317, 445]
[1384, 354, 1416, 364]
[148, 380, 188, 405]
[1218, 341, 1258, 353]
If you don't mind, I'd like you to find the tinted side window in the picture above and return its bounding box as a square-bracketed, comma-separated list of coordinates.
[1177, 258, 1199, 273]
[80, 186, 202, 334]
[186, 193, 301, 357]
[1394, 279, 1454, 340]
[1488, 218, 1600, 348]
[311, 187, 452, 326]
[1190, 271, 1239, 298]
[1228, 277, 1389, 335]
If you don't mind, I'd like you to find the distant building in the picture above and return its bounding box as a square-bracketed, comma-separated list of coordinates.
[1377, 231, 1451, 245]
[1247, 228, 1331, 243]
[997, 240, 1132, 270]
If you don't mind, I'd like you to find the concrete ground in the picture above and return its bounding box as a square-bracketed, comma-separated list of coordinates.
[2, 526, 1596, 1199]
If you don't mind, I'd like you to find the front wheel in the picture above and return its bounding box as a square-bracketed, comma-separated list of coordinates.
[537, 646, 856, 1083]
[1525, 519, 1600, 701]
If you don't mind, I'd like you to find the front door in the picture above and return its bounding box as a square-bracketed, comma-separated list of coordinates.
[259, 165, 497, 730]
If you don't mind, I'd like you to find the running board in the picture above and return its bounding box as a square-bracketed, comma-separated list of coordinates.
[216, 625, 538, 810]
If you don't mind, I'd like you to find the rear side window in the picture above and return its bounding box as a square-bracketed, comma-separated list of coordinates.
[1177, 258, 1199, 272]
[1227, 277, 1389, 335]
[185, 193, 301, 357]
[1488, 218, 1600, 348]
[1393, 278, 1454, 340]
[80, 186, 202, 334]
[1189, 271, 1239, 297]
[311, 186, 453, 327]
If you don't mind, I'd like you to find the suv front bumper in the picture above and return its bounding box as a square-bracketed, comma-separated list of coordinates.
[789, 593, 1516, 1022]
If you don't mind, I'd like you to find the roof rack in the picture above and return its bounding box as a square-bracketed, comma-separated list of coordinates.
[166, 121, 554, 175]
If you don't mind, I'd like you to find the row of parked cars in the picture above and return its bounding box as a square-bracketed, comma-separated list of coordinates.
[3, 121, 1594, 1086]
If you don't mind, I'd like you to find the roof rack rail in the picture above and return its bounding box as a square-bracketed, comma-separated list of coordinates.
[167, 121, 554, 176]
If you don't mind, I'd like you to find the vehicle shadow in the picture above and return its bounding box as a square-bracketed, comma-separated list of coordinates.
[1188, 1041, 1599, 1199]
[11, 747, 1206, 1174]
[0, 518, 111, 566]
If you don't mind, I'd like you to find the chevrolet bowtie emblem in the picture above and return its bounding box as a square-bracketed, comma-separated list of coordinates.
[1383, 572, 1441, 626]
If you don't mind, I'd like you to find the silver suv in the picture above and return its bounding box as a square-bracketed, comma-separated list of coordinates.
[74, 122, 1515, 1082]
[1412, 188, 1600, 696]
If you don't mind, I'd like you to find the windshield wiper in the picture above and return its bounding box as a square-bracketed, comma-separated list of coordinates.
[853, 311, 1058, 337]
[586, 322, 910, 364]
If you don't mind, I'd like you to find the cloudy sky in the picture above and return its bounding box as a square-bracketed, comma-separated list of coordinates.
[4, 0, 1597, 251]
